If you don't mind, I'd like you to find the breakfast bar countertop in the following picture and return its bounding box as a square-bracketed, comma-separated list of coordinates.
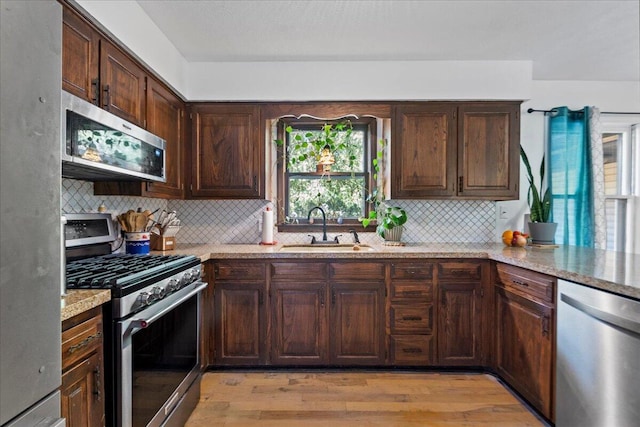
[157, 242, 640, 300]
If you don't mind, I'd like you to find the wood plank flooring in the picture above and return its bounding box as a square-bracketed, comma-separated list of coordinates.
[185, 371, 543, 426]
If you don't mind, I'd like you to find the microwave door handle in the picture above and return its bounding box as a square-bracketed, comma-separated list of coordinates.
[129, 282, 207, 331]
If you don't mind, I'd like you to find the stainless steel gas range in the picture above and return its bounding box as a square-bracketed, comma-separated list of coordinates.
[64, 213, 206, 427]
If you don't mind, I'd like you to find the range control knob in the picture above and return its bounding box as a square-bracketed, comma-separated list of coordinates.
[151, 286, 166, 300]
[137, 292, 152, 306]
[180, 271, 192, 285]
[166, 279, 179, 292]
[190, 268, 200, 281]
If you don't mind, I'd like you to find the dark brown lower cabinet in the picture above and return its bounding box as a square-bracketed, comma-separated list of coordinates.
[495, 286, 554, 419]
[214, 281, 267, 365]
[330, 282, 386, 365]
[270, 280, 385, 366]
[436, 281, 484, 365]
[271, 281, 327, 365]
[61, 307, 105, 427]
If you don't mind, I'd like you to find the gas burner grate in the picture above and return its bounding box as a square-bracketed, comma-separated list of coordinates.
[66, 254, 198, 290]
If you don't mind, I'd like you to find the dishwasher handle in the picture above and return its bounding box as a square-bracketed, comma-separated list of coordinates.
[561, 292, 640, 335]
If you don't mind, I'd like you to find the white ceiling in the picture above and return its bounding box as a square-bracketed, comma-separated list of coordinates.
[135, 0, 640, 82]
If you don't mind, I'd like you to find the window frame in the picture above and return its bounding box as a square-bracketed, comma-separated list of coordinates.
[276, 116, 378, 232]
[601, 121, 639, 253]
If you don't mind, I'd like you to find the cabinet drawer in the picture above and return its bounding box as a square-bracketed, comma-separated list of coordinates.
[271, 262, 326, 279]
[390, 335, 433, 365]
[215, 262, 265, 280]
[329, 262, 385, 280]
[390, 281, 433, 301]
[438, 262, 482, 280]
[390, 305, 433, 334]
[496, 263, 555, 304]
[391, 263, 433, 280]
[62, 312, 103, 371]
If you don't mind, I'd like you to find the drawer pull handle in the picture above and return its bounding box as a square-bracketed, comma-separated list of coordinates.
[402, 348, 423, 354]
[402, 316, 423, 321]
[67, 331, 102, 354]
[512, 279, 529, 287]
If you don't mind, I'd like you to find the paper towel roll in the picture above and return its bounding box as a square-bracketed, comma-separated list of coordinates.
[261, 208, 274, 244]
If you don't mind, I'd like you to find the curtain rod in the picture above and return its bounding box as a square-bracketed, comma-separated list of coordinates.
[527, 108, 640, 115]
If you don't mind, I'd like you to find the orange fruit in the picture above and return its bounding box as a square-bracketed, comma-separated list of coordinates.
[502, 230, 514, 246]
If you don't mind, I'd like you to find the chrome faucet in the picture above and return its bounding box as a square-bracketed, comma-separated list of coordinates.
[349, 229, 360, 244]
[307, 206, 328, 242]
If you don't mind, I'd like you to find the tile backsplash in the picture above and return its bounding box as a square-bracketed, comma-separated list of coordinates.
[62, 179, 496, 244]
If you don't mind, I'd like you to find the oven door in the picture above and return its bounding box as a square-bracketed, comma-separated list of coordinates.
[116, 281, 207, 427]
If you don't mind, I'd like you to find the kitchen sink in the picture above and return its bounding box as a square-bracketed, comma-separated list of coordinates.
[278, 243, 376, 252]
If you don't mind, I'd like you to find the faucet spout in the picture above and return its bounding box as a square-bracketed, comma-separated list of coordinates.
[307, 206, 328, 241]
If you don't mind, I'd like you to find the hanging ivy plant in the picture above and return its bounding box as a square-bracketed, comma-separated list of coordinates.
[275, 120, 357, 171]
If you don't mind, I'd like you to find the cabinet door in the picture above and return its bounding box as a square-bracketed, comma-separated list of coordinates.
[61, 351, 105, 427]
[495, 287, 553, 419]
[437, 282, 483, 365]
[392, 104, 457, 198]
[214, 282, 267, 365]
[271, 281, 328, 365]
[144, 79, 185, 198]
[458, 103, 520, 199]
[99, 40, 146, 127]
[330, 282, 385, 365]
[191, 104, 262, 199]
[62, 7, 99, 103]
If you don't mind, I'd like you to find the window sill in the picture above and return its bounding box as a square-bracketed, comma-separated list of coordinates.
[277, 222, 377, 233]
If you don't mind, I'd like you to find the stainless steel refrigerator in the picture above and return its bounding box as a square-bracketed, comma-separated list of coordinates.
[1, 1, 65, 426]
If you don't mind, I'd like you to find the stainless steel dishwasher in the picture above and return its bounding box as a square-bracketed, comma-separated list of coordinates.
[557, 279, 640, 426]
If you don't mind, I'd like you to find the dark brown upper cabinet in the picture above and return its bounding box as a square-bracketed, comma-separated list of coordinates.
[392, 103, 458, 198]
[392, 102, 520, 200]
[99, 40, 146, 128]
[62, 6, 99, 103]
[62, 6, 146, 127]
[190, 104, 263, 199]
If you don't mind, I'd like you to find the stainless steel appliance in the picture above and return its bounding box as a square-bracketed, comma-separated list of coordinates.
[65, 217, 205, 427]
[557, 279, 640, 426]
[1, 2, 65, 426]
[61, 91, 166, 182]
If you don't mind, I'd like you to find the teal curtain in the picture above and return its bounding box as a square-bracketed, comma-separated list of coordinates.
[548, 106, 594, 247]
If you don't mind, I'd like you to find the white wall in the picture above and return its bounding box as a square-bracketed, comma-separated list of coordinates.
[75, 0, 188, 97]
[186, 60, 532, 101]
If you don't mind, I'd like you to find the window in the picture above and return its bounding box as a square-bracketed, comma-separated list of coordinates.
[602, 122, 639, 252]
[276, 118, 376, 228]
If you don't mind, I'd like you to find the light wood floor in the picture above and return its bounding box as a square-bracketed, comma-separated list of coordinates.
[185, 371, 544, 426]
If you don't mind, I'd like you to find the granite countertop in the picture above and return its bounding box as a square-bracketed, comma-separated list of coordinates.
[61, 289, 111, 322]
[158, 242, 640, 300]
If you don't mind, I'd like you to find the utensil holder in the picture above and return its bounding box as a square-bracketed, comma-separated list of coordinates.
[125, 232, 151, 254]
[151, 234, 176, 251]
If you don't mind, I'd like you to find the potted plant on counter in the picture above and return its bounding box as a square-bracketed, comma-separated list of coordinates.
[521, 146, 557, 244]
[359, 139, 408, 243]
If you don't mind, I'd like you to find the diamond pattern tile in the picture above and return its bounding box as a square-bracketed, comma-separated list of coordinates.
[63, 179, 497, 244]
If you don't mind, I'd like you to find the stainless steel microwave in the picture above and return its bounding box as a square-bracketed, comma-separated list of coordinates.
[61, 91, 166, 182]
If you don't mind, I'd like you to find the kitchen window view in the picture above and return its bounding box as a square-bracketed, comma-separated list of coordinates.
[602, 124, 639, 252]
[278, 119, 375, 227]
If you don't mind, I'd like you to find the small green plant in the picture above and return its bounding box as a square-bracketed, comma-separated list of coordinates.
[520, 146, 551, 223]
[359, 139, 408, 237]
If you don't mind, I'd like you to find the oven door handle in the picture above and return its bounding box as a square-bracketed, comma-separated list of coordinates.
[129, 281, 208, 331]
